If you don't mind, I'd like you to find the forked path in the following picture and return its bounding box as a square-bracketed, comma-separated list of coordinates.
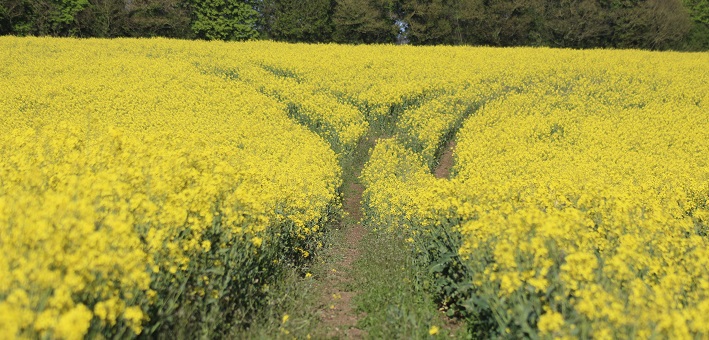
[317, 136, 377, 338]
[316, 135, 457, 338]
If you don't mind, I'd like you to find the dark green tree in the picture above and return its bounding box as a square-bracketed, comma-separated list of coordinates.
[127, 0, 193, 38]
[189, 0, 258, 40]
[260, 0, 333, 42]
[683, 0, 709, 49]
[610, 0, 692, 50]
[402, 0, 455, 45]
[684, 0, 709, 23]
[0, 0, 89, 35]
[332, 0, 398, 43]
[0, 0, 28, 34]
[543, 0, 611, 48]
[481, 0, 546, 46]
[73, 0, 130, 37]
[446, 0, 486, 44]
[0, 8, 5, 34]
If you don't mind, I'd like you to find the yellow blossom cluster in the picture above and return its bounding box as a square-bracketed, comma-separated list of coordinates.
[395, 85, 484, 170]
[0, 37, 340, 338]
[362, 48, 709, 338]
[454, 54, 709, 337]
[235, 62, 368, 154]
[3, 36, 708, 338]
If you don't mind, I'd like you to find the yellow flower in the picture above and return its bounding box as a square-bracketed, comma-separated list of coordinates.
[54, 305, 92, 340]
[538, 311, 564, 335]
[201, 240, 211, 252]
[429, 325, 439, 335]
[124, 306, 145, 334]
[3, 34, 709, 340]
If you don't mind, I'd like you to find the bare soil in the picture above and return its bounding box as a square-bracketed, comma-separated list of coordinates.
[434, 140, 465, 336]
[318, 180, 367, 339]
[317, 133, 377, 339]
[434, 140, 456, 179]
[316, 136, 460, 338]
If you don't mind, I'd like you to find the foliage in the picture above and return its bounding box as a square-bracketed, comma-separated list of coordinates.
[610, 0, 692, 50]
[684, 0, 709, 24]
[332, 0, 397, 43]
[0, 0, 90, 36]
[0, 0, 706, 49]
[72, 0, 130, 37]
[127, 0, 193, 38]
[683, 0, 709, 50]
[189, 0, 258, 40]
[402, 0, 455, 45]
[686, 22, 709, 50]
[259, 0, 334, 42]
[544, 0, 612, 48]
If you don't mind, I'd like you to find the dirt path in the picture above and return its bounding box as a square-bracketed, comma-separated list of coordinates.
[434, 140, 456, 179]
[316, 135, 378, 339]
[433, 139, 465, 335]
[315, 135, 458, 338]
[318, 180, 367, 338]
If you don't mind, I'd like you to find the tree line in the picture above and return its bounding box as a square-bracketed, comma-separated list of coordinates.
[1, 0, 708, 50]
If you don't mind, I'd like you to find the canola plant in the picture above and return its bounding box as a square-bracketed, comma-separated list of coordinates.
[1, 36, 708, 339]
[0, 37, 344, 338]
[363, 48, 709, 338]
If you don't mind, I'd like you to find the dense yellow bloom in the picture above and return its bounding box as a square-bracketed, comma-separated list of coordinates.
[361, 47, 709, 338]
[2, 36, 708, 338]
[53, 305, 92, 340]
[538, 311, 565, 335]
[0, 37, 341, 338]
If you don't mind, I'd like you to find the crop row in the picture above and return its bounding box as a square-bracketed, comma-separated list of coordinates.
[0, 37, 341, 338]
[362, 49, 709, 338]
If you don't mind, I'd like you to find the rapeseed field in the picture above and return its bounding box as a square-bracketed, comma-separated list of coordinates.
[363, 48, 709, 338]
[1, 36, 707, 338]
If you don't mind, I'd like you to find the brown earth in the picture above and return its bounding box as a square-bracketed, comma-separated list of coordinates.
[316, 134, 375, 339]
[316, 137, 459, 338]
[434, 139, 465, 336]
[434, 140, 456, 179]
[317, 178, 367, 339]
